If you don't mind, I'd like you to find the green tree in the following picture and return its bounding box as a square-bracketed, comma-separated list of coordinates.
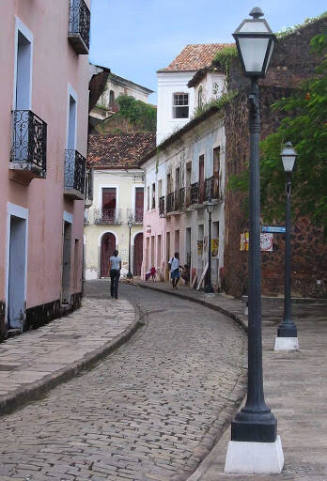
[116, 95, 156, 132]
[232, 31, 327, 233]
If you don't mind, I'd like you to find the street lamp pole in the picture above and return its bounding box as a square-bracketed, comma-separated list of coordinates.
[225, 8, 284, 474]
[127, 219, 133, 279]
[274, 142, 299, 351]
[204, 200, 214, 293]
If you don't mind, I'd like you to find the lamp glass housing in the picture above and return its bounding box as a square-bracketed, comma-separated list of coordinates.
[233, 11, 275, 78]
[205, 201, 215, 214]
[281, 142, 297, 172]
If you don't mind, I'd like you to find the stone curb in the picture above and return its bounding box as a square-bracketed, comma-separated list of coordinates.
[138, 282, 249, 333]
[0, 309, 143, 418]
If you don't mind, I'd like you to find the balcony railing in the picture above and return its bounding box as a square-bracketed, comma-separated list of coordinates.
[205, 176, 223, 202]
[205, 177, 214, 201]
[64, 149, 86, 200]
[68, 0, 90, 54]
[10, 110, 47, 181]
[190, 182, 199, 205]
[127, 208, 143, 224]
[166, 192, 175, 213]
[159, 196, 165, 216]
[94, 208, 122, 225]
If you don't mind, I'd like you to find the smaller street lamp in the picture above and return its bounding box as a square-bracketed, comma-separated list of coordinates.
[274, 142, 299, 351]
[127, 218, 133, 279]
[204, 199, 215, 293]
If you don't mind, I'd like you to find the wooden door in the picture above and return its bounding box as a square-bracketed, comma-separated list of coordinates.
[100, 233, 116, 277]
[133, 233, 143, 276]
[135, 187, 144, 222]
[102, 188, 116, 222]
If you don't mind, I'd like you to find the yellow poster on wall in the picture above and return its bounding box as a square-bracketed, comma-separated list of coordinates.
[240, 232, 249, 251]
[211, 238, 219, 257]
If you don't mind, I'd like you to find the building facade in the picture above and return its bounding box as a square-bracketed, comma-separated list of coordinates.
[142, 15, 327, 298]
[142, 111, 226, 288]
[0, 0, 90, 336]
[90, 70, 154, 123]
[156, 43, 232, 145]
[142, 44, 229, 287]
[85, 133, 155, 280]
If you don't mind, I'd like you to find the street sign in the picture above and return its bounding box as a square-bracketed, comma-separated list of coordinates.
[262, 226, 286, 233]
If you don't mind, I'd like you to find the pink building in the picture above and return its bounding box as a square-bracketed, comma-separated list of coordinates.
[0, 0, 90, 337]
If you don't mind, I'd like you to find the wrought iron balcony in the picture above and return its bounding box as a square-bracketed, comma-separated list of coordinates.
[68, 0, 90, 54]
[84, 168, 93, 207]
[190, 182, 199, 205]
[94, 208, 122, 225]
[159, 196, 165, 216]
[64, 149, 86, 200]
[10, 110, 47, 182]
[205, 177, 214, 201]
[177, 187, 185, 211]
[205, 176, 223, 202]
[166, 192, 175, 213]
[127, 208, 143, 224]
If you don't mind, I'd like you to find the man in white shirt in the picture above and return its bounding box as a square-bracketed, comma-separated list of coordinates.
[169, 252, 180, 288]
[108, 250, 122, 299]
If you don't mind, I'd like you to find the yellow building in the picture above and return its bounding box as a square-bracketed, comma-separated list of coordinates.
[84, 133, 155, 279]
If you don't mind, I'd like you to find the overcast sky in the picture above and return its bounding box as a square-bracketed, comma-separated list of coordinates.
[89, 0, 326, 103]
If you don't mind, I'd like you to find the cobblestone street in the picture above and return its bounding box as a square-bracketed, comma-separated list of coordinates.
[0, 283, 246, 481]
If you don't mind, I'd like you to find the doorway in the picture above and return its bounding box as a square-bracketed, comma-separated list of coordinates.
[8, 215, 27, 329]
[133, 233, 143, 276]
[100, 232, 116, 277]
[62, 221, 72, 304]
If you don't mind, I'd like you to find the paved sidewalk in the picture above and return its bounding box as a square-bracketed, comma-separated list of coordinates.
[0, 297, 139, 417]
[139, 281, 327, 481]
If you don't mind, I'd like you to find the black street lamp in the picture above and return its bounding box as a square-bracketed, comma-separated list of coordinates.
[225, 8, 284, 474]
[127, 218, 133, 279]
[274, 142, 299, 351]
[204, 199, 215, 293]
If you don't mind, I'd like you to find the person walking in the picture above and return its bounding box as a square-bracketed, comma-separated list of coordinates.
[169, 252, 180, 288]
[108, 250, 121, 299]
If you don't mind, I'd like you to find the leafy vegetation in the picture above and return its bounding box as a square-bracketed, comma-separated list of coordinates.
[276, 11, 327, 39]
[116, 95, 156, 132]
[193, 90, 238, 118]
[230, 31, 327, 234]
[213, 45, 237, 75]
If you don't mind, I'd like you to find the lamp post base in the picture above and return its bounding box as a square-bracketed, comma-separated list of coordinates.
[274, 336, 299, 351]
[126, 272, 133, 279]
[224, 435, 284, 474]
[204, 285, 214, 293]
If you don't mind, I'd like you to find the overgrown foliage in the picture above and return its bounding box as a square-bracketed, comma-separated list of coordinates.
[213, 45, 237, 75]
[193, 90, 238, 118]
[116, 95, 156, 132]
[276, 11, 327, 39]
[230, 31, 327, 234]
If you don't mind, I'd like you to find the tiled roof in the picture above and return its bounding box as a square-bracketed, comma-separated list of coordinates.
[159, 43, 234, 72]
[88, 133, 156, 169]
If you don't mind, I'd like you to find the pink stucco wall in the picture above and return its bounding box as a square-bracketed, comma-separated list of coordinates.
[0, 1, 89, 313]
[143, 209, 186, 280]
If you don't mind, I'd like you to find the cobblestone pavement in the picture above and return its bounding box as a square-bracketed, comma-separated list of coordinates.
[0, 297, 136, 416]
[0, 283, 246, 481]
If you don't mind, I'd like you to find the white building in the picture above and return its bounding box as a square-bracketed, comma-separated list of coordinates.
[156, 43, 231, 145]
[141, 44, 230, 289]
[84, 133, 155, 280]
